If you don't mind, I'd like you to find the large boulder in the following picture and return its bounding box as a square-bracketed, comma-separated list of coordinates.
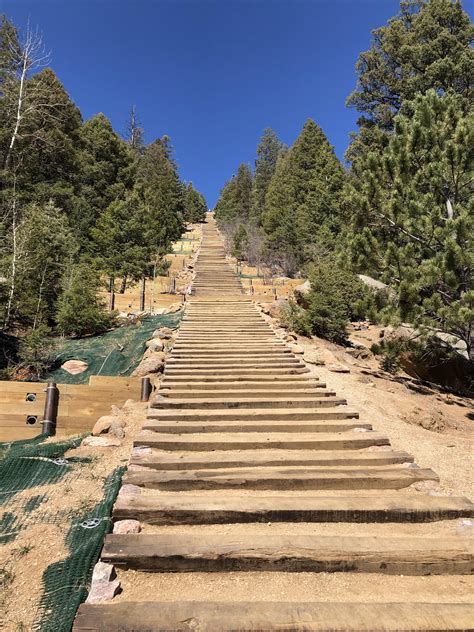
[145, 338, 164, 352]
[259, 299, 286, 319]
[293, 280, 311, 308]
[131, 356, 165, 377]
[153, 327, 175, 339]
[92, 415, 116, 436]
[358, 274, 396, 299]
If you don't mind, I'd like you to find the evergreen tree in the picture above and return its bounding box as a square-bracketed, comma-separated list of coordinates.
[348, 90, 473, 358]
[262, 119, 344, 273]
[214, 174, 237, 221]
[91, 193, 152, 282]
[250, 128, 285, 224]
[215, 163, 252, 223]
[232, 224, 250, 260]
[75, 112, 134, 243]
[2, 201, 75, 328]
[56, 263, 115, 337]
[347, 0, 474, 159]
[183, 182, 207, 223]
[136, 137, 185, 247]
[7, 68, 83, 215]
[0, 15, 20, 94]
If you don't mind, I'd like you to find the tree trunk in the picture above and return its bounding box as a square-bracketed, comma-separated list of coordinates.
[109, 276, 115, 311]
[3, 191, 19, 329]
[119, 274, 127, 294]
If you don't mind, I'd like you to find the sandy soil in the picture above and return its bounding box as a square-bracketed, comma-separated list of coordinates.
[0, 401, 147, 631]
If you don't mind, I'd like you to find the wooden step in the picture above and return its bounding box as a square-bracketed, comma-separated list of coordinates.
[150, 396, 347, 410]
[74, 601, 474, 631]
[131, 449, 414, 470]
[134, 431, 386, 451]
[157, 388, 331, 398]
[163, 368, 311, 375]
[159, 381, 325, 391]
[113, 493, 474, 524]
[142, 419, 368, 434]
[102, 532, 473, 574]
[160, 374, 313, 382]
[146, 408, 359, 422]
[165, 358, 303, 366]
[122, 466, 438, 491]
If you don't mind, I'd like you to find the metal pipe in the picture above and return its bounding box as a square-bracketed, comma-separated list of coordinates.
[140, 277, 146, 311]
[140, 377, 152, 402]
[42, 382, 59, 435]
[109, 276, 115, 311]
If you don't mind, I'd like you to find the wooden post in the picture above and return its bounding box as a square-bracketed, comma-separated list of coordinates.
[108, 276, 115, 311]
[140, 277, 146, 311]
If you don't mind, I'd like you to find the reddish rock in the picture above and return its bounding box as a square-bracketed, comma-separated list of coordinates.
[86, 579, 121, 604]
[92, 415, 116, 436]
[61, 359, 88, 375]
[92, 561, 116, 583]
[113, 520, 141, 534]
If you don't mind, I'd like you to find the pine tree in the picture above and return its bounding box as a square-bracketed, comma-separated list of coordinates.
[215, 163, 252, 223]
[0, 15, 20, 94]
[183, 182, 207, 223]
[136, 137, 185, 247]
[9, 68, 83, 214]
[2, 201, 75, 328]
[262, 120, 344, 273]
[76, 112, 134, 243]
[348, 90, 473, 358]
[346, 0, 474, 159]
[91, 193, 152, 282]
[56, 263, 114, 337]
[250, 128, 285, 225]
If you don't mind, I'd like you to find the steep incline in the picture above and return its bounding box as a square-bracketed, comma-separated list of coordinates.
[74, 216, 474, 631]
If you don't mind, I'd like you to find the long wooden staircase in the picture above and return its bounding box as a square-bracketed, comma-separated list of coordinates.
[74, 216, 474, 630]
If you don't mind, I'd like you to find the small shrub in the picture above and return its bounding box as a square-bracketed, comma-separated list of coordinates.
[56, 264, 116, 337]
[304, 262, 373, 343]
[18, 325, 55, 379]
[280, 300, 312, 336]
[379, 349, 402, 373]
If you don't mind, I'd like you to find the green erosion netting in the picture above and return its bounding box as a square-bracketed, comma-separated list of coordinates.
[0, 435, 86, 542]
[44, 311, 182, 384]
[1, 434, 125, 631]
[36, 467, 124, 632]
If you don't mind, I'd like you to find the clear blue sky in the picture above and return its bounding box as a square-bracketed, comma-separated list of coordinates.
[2, 0, 473, 207]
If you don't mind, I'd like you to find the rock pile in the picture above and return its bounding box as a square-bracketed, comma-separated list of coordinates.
[131, 325, 177, 378]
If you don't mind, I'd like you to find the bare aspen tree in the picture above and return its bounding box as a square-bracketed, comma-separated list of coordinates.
[3, 23, 49, 171]
[1, 23, 49, 328]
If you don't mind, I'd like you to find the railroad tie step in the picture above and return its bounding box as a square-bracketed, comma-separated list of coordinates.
[101, 532, 473, 574]
[121, 465, 439, 491]
[112, 493, 474, 524]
